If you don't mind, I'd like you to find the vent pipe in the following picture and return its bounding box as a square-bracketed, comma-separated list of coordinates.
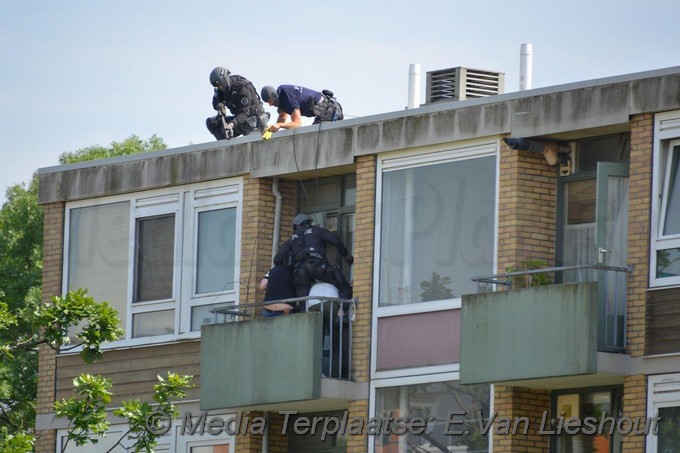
[520, 43, 533, 91]
[407, 63, 421, 109]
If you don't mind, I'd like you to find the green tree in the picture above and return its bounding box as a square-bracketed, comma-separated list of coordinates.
[419, 272, 454, 302]
[58, 134, 166, 165]
[0, 290, 192, 451]
[0, 135, 167, 444]
[0, 177, 43, 434]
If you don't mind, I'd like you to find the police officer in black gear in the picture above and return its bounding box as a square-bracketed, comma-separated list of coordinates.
[273, 213, 354, 301]
[205, 67, 270, 140]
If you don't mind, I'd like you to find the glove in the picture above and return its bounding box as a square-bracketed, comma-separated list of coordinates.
[225, 122, 234, 139]
[344, 255, 354, 265]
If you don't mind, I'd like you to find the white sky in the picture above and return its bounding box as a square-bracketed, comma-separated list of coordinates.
[1, 0, 679, 202]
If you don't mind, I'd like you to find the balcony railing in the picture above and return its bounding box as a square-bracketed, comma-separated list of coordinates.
[211, 295, 356, 380]
[471, 264, 631, 352]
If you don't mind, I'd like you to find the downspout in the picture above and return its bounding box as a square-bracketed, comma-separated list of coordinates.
[262, 412, 269, 453]
[272, 177, 283, 260]
[262, 178, 281, 453]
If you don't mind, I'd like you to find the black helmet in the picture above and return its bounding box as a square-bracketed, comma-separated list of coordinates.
[293, 213, 313, 229]
[210, 67, 231, 90]
[261, 86, 278, 105]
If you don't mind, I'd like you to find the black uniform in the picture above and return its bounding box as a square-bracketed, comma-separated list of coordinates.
[206, 75, 269, 140]
[274, 224, 353, 300]
[262, 262, 299, 315]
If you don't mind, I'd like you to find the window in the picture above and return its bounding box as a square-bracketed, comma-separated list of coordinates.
[652, 110, 680, 286]
[67, 201, 130, 329]
[297, 174, 356, 278]
[552, 388, 623, 453]
[57, 412, 235, 452]
[654, 141, 680, 281]
[376, 144, 497, 307]
[64, 179, 242, 346]
[373, 379, 490, 453]
[135, 214, 175, 303]
[647, 374, 680, 452]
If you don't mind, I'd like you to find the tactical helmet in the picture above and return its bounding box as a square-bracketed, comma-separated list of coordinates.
[261, 86, 278, 104]
[210, 67, 231, 89]
[293, 213, 313, 228]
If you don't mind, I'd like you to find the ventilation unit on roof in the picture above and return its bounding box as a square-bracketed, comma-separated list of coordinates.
[426, 67, 505, 103]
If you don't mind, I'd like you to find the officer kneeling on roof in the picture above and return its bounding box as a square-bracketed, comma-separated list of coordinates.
[205, 67, 270, 140]
[273, 213, 353, 301]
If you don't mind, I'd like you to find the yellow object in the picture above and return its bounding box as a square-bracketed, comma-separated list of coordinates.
[262, 130, 273, 140]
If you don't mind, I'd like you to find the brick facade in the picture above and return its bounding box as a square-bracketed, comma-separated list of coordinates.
[346, 399, 369, 453]
[239, 175, 297, 306]
[345, 155, 376, 452]
[350, 155, 375, 385]
[622, 374, 647, 452]
[35, 202, 64, 453]
[497, 141, 557, 277]
[493, 386, 551, 452]
[628, 113, 653, 358]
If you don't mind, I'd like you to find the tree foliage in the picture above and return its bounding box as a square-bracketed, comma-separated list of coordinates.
[0, 177, 43, 434]
[53, 371, 194, 453]
[58, 134, 166, 165]
[419, 272, 454, 302]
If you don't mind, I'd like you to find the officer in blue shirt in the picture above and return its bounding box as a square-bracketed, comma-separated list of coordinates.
[260, 85, 343, 132]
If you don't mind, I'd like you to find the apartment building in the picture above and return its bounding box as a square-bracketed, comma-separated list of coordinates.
[35, 65, 680, 452]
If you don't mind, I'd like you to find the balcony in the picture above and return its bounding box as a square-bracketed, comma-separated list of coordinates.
[200, 297, 367, 412]
[460, 265, 631, 389]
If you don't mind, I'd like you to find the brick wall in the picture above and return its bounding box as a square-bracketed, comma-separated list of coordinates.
[628, 113, 653, 357]
[497, 141, 557, 276]
[622, 374, 647, 452]
[351, 155, 375, 385]
[234, 411, 264, 453]
[239, 176, 296, 308]
[345, 155, 376, 452]
[346, 399, 369, 453]
[267, 412, 288, 453]
[35, 202, 64, 453]
[493, 386, 551, 452]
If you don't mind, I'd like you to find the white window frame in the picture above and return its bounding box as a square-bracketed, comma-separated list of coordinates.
[651, 110, 680, 287]
[129, 192, 183, 339]
[57, 425, 132, 452]
[181, 184, 241, 333]
[646, 373, 680, 452]
[56, 408, 236, 453]
[368, 371, 494, 453]
[371, 139, 499, 379]
[62, 178, 242, 350]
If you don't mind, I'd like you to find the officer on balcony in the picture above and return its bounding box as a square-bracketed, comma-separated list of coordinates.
[274, 213, 353, 301]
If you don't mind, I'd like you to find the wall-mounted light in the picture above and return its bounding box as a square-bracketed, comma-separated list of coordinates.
[503, 137, 570, 166]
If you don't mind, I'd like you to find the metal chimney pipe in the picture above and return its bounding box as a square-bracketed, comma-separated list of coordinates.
[407, 63, 421, 108]
[520, 43, 533, 91]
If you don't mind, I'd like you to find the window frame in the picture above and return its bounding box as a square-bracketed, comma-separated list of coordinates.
[370, 140, 499, 379]
[296, 174, 356, 277]
[181, 184, 241, 333]
[651, 109, 680, 287]
[129, 195, 182, 339]
[646, 373, 680, 453]
[368, 371, 492, 453]
[62, 178, 242, 350]
[56, 404, 236, 453]
[373, 140, 499, 315]
[549, 385, 623, 453]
